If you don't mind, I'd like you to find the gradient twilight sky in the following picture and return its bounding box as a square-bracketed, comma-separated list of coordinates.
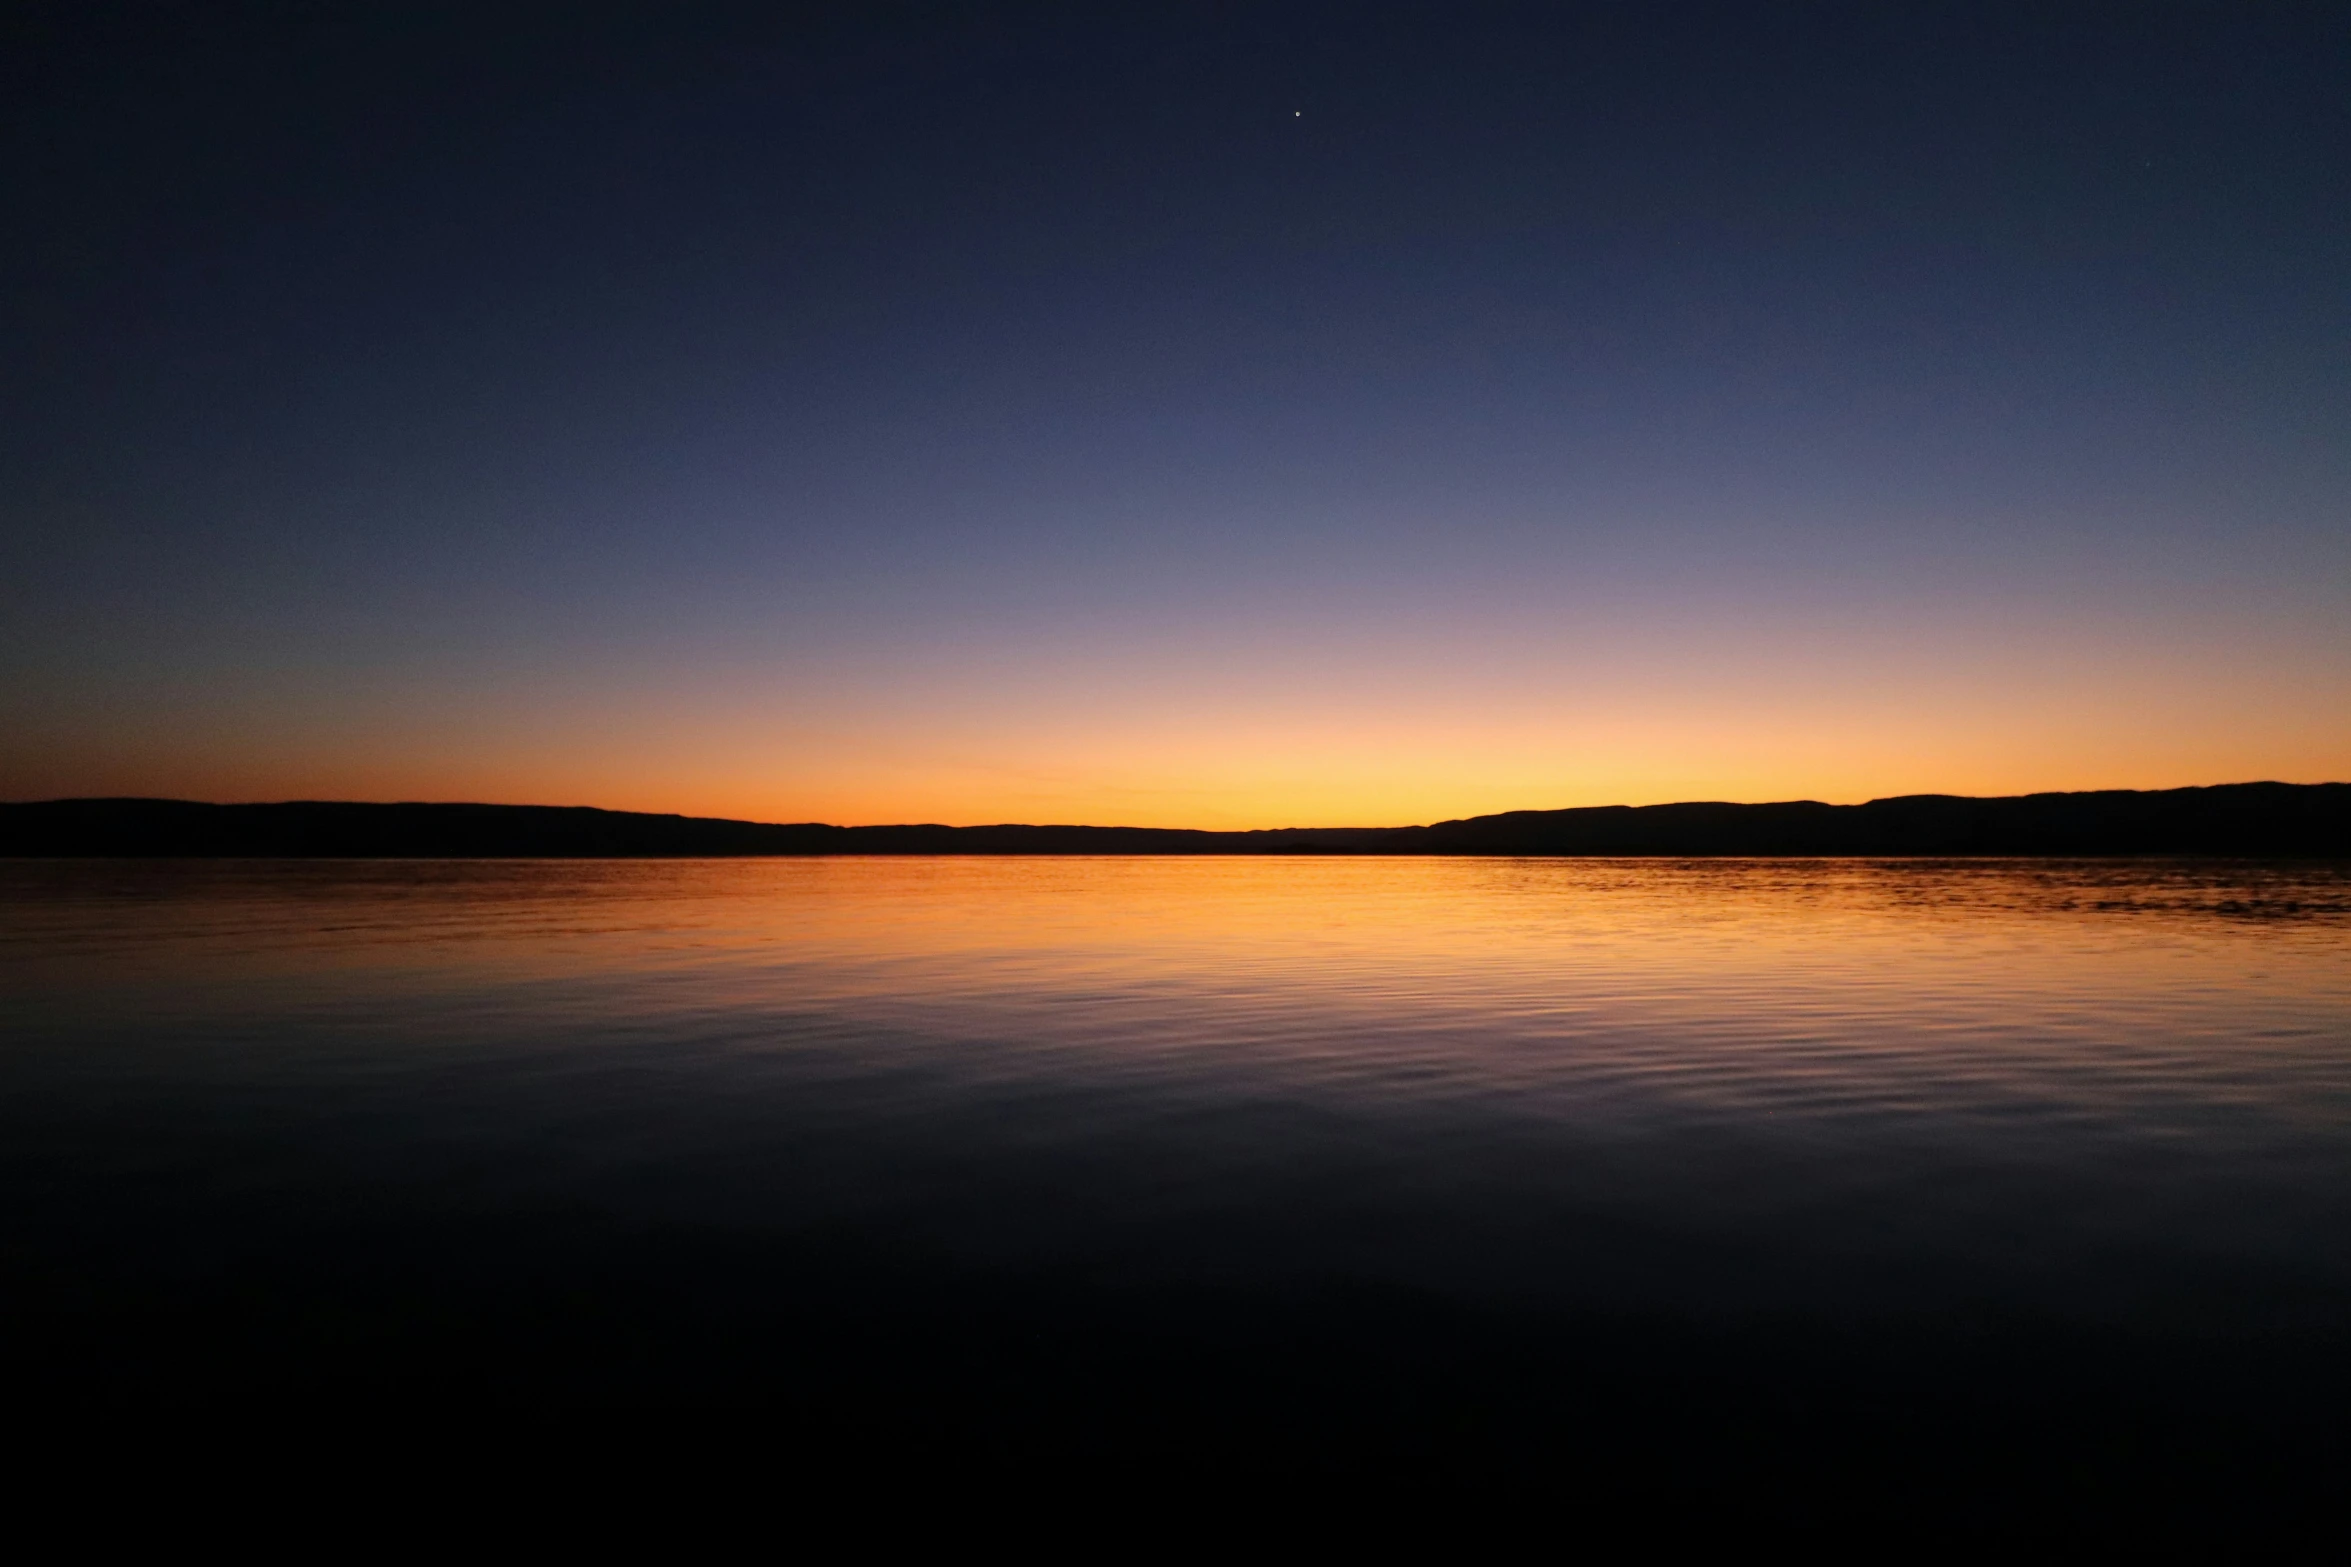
[4, 3, 2346, 827]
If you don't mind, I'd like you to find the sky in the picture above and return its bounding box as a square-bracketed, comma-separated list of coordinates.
[4, 1, 2346, 828]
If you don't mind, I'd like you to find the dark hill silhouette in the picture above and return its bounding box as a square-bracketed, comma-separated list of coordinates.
[3, 783, 2347, 856]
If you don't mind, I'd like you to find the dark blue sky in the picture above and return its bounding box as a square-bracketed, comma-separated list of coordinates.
[5, 3, 2346, 823]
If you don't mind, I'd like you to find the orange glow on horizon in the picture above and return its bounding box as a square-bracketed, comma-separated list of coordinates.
[11, 690, 2346, 830]
[10, 590, 2346, 828]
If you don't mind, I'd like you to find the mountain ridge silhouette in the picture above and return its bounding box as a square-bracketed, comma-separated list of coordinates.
[4, 783, 2347, 856]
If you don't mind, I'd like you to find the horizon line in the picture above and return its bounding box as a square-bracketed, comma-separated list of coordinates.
[12, 779, 2341, 837]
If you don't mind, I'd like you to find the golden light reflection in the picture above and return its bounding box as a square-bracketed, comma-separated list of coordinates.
[22, 857, 2347, 1050]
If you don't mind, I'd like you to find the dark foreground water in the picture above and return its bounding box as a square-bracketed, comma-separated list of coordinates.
[6, 857, 2349, 1504]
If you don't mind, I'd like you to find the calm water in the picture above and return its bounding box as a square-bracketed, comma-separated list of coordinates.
[7, 856, 2351, 1487]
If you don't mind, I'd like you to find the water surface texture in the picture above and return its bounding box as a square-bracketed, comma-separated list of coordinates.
[6, 858, 2350, 1478]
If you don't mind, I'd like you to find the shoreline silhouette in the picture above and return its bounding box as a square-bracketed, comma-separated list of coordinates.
[4, 782, 2347, 857]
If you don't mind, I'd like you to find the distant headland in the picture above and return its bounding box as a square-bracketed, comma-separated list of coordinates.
[3, 783, 2347, 857]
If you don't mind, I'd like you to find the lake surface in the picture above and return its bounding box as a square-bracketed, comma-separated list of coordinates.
[6, 856, 2350, 1496]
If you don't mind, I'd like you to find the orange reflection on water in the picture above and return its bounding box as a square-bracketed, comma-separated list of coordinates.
[9, 857, 2349, 1120]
